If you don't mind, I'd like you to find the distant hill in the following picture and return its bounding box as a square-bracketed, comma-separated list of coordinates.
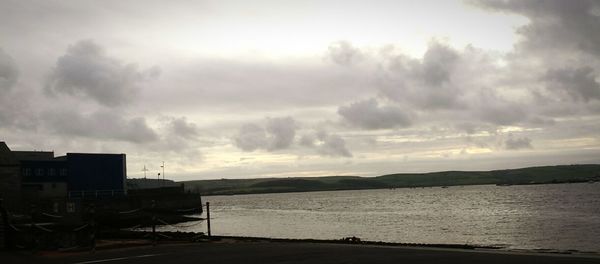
[180, 164, 600, 196]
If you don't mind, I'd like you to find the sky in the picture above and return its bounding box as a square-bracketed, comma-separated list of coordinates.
[1, 0, 600, 181]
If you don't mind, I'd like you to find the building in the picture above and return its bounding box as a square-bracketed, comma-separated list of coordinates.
[16, 150, 68, 199]
[0, 142, 127, 205]
[0, 142, 21, 211]
[63, 153, 127, 197]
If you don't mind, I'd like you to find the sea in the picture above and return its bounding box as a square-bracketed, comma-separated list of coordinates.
[156, 182, 600, 253]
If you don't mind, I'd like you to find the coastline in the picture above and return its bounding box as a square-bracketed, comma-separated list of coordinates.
[5, 234, 600, 264]
[199, 180, 599, 197]
[97, 231, 600, 256]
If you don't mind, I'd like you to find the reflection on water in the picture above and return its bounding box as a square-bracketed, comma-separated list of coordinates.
[162, 183, 600, 252]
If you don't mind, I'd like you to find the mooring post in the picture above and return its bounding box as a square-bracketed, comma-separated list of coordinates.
[30, 204, 36, 252]
[0, 199, 8, 250]
[90, 203, 96, 253]
[152, 200, 156, 246]
[206, 202, 211, 238]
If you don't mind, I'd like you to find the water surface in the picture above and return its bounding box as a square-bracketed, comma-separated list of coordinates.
[161, 183, 600, 252]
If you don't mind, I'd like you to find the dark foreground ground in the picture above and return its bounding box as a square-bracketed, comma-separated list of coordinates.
[2, 240, 600, 264]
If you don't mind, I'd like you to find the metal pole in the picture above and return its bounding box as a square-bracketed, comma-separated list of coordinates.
[161, 162, 165, 187]
[206, 202, 211, 238]
[142, 165, 148, 179]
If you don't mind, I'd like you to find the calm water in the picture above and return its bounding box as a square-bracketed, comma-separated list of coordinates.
[161, 183, 600, 252]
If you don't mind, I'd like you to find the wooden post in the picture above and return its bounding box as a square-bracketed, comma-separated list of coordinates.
[0, 199, 8, 250]
[151, 200, 156, 246]
[30, 205, 36, 252]
[206, 202, 211, 238]
[90, 204, 96, 253]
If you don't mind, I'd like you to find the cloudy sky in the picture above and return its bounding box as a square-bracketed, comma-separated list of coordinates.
[1, 0, 600, 180]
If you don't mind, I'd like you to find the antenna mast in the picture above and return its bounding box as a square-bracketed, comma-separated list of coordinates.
[142, 165, 148, 179]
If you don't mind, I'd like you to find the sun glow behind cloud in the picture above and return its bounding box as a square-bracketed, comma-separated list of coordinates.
[148, 0, 527, 59]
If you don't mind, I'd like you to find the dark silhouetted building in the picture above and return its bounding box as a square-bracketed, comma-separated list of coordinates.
[64, 153, 127, 197]
[0, 142, 21, 211]
[0, 142, 127, 203]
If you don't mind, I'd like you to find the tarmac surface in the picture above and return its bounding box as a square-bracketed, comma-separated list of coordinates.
[2, 240, 600, 264]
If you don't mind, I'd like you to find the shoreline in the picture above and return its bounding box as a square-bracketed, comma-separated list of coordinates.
[199, 180, 599, 197]
[5, 234, 599, 264]
[189, 234, 600, 256]
[96, 231, 600, 257]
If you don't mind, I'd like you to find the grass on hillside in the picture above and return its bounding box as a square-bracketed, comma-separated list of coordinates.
[177, 164, 600, 195]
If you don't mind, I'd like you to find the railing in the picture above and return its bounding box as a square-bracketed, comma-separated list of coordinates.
[68, 189, 126, 199]
[0, 200, 209, 251]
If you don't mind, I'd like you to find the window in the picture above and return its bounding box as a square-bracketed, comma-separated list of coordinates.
[59, 168, 67, 176]
[35, 168, 44, 177]
[48, 168, 56, 177]
[23, 168, 32, 176]
[66, 202, 75, 213]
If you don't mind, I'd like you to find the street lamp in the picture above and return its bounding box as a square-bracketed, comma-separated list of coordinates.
[160, 161, 165, 186]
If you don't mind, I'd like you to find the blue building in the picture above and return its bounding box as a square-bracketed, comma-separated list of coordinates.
[65, 153, 127, 197]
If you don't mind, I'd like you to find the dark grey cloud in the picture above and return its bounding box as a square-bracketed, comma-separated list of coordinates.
[234, 123, 268, 152]
[327, 41, 362, 66]
[0, 93, 37, 130]
[152, 116, 203, 159]
[0, 48, 37, 130]
[318, 134, 352, 158]
[505, 135, 533, 150]
[0, 48, 18, 91]
[151, 58, 372, 113]
[420, 42, 459, 87]
[300, 130, 352, 158]
[379, 42, 465, 110]
[45, 40, 160, 107]
[468, 0, 600, 125]
[299, 133, 317, 147]
[470, 0, 600, 57]
[42, 109, 158, 143]
[265, 117, 296, 150]
[338, 98, 412, 130]
[168, 117, 199, 139]
[474, 90, 527, 126]
[234, 116, 297, 152]
[455, 123, 478, 134]
[545, 67, 600, 102]
[470, 0, 600, 111]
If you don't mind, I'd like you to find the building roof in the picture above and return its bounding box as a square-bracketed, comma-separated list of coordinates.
[0, 142, 19, 166]
[12, 151, 55, 161]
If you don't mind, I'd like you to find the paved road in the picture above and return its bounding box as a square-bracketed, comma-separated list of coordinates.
[3, 242, 600, 264]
